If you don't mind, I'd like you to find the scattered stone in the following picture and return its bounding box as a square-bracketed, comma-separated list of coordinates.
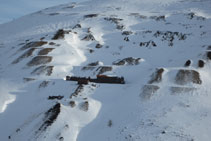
[113, 57, 141, 66]
[198, 60, 205, 68]
[184, 60, 191, 67]
[149, 68, 165, 84]
[27, 56, 52, 67]
[38, 48, 54, 55]
[175, 69, 202, 85]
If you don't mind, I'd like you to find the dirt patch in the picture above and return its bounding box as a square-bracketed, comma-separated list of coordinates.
[84, 14, 98, 18]
[170, 87, 196, 94]
[27, 56, 52, 67]
[31, 65, 53, 76]
[20, 41, 47, 50]
[175, 69, 202, 85]
[69, 101, 76, 108]
[113, 57, 141, 66]
[38, 103, 61, 131]
[12, 48, 37, 64]
[141, 85, 160, 99]
[52, 29, 70, 40]
[39, 81, 50, 88]
[38, 48, 54, 55]
[149, 68, 165, 84]
[80, 101, 89, 111]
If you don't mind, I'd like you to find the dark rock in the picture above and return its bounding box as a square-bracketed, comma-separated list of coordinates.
[84, 14, 98, 18]
[96, 43, 103, 48]
[48, 95, 64, 100]
[198, 60, 205, 68]
[73, 24, 81, 29]
[184, 60, 191, 67]
[49, 42, 56, 45]
[39, 81, 50, 88]
[124, 37, 129, 41]
[207, 51, 211, 60]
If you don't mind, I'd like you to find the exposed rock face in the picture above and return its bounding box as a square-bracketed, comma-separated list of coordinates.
[38, 48, 54, 55]
[20, 41, 47, 50]
[148, 68, 165, 84]
[12, 48, 37, 64]
[38, 103, 61, 131]
[31, 65, 53, 76]
[175, 69, 202, 85]
[27, 56, 52, 66]
[113, 57, 141, 66]
[52, 29, 70, 40]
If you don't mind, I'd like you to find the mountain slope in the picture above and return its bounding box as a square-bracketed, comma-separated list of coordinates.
[0, 0, 211, 140]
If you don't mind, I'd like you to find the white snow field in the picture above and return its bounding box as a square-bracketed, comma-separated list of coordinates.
[0, 0, 211, 140]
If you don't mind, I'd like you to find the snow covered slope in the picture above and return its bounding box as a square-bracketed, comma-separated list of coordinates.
[0, 0, 211, 140]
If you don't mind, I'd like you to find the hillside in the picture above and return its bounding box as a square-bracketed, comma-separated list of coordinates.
[0, 0, 211, 140]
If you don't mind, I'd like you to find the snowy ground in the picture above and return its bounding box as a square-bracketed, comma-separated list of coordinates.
[0, 0, 211, 140]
